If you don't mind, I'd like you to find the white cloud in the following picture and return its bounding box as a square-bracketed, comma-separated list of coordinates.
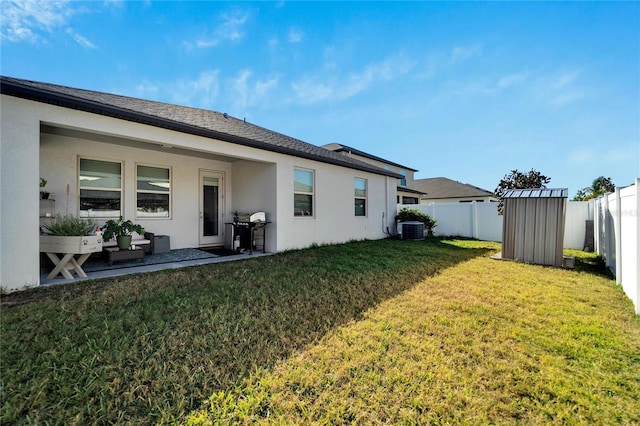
[451, 44, 482, 63]
[169, 70, 220, 108]
[0, 0, 93, 46]
[449, 71, 530, 98]
[291, 55, 414, 104]
[183, 7, 251, 50]
[495, 72, 529, 91]
[218, 9, 249, 42]
[539, 69, 586, 107]
[231, 69, 278, 110]
[65, 27, 96, 48]
[134, 80, 160, 98]
[323, 47, 337, 70]
[288, 27, 302, 43]
[291, 80, 335, 104]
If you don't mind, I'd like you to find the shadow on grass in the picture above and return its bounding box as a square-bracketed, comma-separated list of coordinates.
[565, 249, 614, 279]
[1, 238, 492, 424]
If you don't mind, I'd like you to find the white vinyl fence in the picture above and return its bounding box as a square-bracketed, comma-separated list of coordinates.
[402, 201, 503, 241]
[401, 187, 640, 314]
[400, 201, 599, 248]
[594, 179, 639, 315]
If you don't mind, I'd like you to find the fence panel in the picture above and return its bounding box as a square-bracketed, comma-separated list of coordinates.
[398, 202, 502, 242]
[564, 201, 593, 250]
[594, 179, 639, 315]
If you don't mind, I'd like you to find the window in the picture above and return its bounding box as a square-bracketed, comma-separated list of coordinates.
[294, 168, 314, 216]
[354, 178, 367, 216]
[399, 170, 407, 187]
[136, 164, 171, 218]
[402, 196, 419, 204]
[79, 158, 122, 218]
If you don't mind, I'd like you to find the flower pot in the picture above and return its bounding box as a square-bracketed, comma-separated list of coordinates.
[116, 235, 132, 250]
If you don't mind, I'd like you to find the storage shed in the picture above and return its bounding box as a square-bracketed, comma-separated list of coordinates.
[501, 188, 568, 267]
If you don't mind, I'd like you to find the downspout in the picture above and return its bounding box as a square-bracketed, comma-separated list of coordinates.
[383, 175, 392, 236]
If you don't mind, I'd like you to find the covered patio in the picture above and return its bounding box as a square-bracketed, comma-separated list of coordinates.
[39, 247, 273, 286]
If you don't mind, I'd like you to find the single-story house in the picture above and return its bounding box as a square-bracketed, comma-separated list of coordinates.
[414, 177, 498, 204]
[322, 143, 423, 204]
[0, 76, 402, 293]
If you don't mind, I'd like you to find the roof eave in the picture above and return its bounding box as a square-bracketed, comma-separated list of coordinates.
[1, 78, 402, 179]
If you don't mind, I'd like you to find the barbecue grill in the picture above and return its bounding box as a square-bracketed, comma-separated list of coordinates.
[229, 212, 269, 254]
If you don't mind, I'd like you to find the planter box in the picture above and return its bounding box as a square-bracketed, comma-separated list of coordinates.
[40, 235, 103, 254]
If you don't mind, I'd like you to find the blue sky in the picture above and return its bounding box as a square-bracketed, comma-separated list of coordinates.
[1, 1, 638, 196]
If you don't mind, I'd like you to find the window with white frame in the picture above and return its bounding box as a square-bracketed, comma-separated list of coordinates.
[79, 158, 122, 218]
[294, 168, 314, 217]
[136, 164, 171, 218]
[354, 178, 367, 216]
[399, 170, 407, 186]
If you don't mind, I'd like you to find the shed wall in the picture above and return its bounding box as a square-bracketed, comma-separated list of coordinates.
[502, 196, 566, 267]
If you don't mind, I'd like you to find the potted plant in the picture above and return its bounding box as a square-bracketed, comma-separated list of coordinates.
[40, 215, 102, 254]
[40, 177, 50, 200]
[102, 216, 145, 249]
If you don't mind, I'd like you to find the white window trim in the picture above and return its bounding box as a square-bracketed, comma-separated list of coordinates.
[78, 156, 123, 219]
[294, 167, 315, 218]
[135, 163, 172, 220]
[355, 177, 367, 217]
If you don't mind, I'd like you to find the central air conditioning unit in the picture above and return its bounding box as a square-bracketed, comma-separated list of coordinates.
[399, 221, 425, 240]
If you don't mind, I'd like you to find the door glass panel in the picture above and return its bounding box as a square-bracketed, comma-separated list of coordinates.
[203, 177, 219, 236]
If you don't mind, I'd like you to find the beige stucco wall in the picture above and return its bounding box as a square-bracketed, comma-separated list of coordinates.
[39, 133, 235, 249]
[346, 152, 415, 189]
[1, 94, 397, 292]
[1, 96, 42, 291]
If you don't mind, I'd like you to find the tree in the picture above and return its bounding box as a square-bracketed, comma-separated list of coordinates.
[572, 176, 615, 201]
[494, 169, 551, 214]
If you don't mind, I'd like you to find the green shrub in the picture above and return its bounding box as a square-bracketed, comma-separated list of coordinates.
[395, 208, 437, 231]
[41, 215, 97, 236]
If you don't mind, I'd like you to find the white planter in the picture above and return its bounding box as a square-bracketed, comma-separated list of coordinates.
[40, 235, 103, 254]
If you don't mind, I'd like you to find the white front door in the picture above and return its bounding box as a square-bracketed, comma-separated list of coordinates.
[199, 170, 224, 246]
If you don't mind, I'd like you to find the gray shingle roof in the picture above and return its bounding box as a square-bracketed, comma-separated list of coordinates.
[322, 142, 418, 172]
[0, 76, 402, 179]
[414, 177, 495, 199]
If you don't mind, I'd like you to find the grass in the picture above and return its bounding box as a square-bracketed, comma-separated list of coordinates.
[2, 239, 639, 425]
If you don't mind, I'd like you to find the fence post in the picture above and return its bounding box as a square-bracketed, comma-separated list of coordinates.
[593, 198, 601, 256]
[471, 201, 478, 239]
[615, 187, 622, 285]
[634, 178, 640, 315]
[604, 195, 613, 269]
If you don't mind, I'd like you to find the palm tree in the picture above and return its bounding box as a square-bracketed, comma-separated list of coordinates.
[572, 176, 615, 201]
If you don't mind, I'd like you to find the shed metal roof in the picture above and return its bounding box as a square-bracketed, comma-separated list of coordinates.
[502, 188, 568, 199]
[0, 76, 403, 179]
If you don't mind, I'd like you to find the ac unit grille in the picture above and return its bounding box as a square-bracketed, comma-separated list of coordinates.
[401, 222, 425, 240]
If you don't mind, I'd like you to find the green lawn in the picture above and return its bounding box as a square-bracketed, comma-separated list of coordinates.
[2, 239, 639, 425]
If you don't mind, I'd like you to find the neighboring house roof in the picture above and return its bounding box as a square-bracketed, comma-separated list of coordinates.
[503, 188, 568, 199]
[322, 142, 418, 172]
[0, 76, 402, 179]
[414, 177, 495, 200]
[398, 187, 424, 195]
